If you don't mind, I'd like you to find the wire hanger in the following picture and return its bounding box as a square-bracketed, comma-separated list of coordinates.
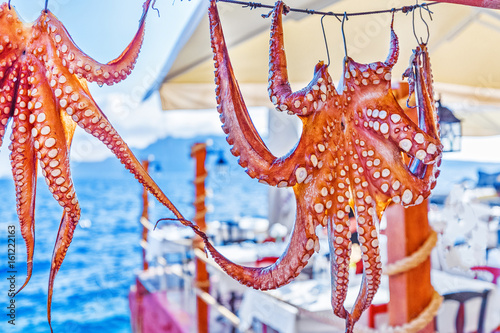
[341, 12, 348, 62]
[411, 0, 433, 44]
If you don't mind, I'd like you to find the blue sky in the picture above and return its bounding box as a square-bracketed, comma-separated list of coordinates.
[0, 0, 254, 177]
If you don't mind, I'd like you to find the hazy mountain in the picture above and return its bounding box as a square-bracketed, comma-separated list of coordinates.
[71, 135, 233, 179]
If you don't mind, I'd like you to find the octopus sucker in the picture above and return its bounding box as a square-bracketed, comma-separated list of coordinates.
[208, 1, 442, 332]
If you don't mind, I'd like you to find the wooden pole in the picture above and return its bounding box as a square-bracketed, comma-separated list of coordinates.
[385, 201, 434, 332]
[191, 143, 210, 333]
[435, 0, 500, 9]
[385, 82, 435, 331]
[141, 160, 149, 271]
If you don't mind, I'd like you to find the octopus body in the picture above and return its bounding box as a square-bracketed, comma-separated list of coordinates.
[0, 2, 201, 328]
[205, 1, 442, 331]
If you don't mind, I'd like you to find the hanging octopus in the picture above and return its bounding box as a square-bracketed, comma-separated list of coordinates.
[205, 0, 442, 331]
[0, 1, 203, 329]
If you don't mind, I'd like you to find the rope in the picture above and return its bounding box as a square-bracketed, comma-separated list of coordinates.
[349, 229, 441, 332]
[217, 0, 438, 19]
[194, 173, 208, 184]
[194, 195, 207, 205]
[383, 229, 438, 276]
[191, 143, 207, 156]
[194, 208, 208, 220]
[354, 291, 443, 333]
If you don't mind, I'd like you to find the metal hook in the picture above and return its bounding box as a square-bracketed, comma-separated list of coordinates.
[152, 0, 160, 17]
[341, 12, 348, 61]
[44, 0, 49, 13]
[412, 1, 432, 45]
[411, 2, 419, 44]
[8, 0, 11, 10]
[320, 14, 331, 67]
[419, 3, 432, 44]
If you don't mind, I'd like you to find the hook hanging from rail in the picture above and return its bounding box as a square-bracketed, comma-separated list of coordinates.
[320, 14, 331, 67]
[341, 12, 348, 61]
[411, 0, 433, 44]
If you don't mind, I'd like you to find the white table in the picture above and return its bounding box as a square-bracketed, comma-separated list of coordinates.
[238, 272, 389, 332]
[236, 269, 499, 333]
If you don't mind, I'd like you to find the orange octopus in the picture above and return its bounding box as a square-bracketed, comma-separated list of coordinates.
[0, 1, 202, 329]
[203, 1, 442, 331]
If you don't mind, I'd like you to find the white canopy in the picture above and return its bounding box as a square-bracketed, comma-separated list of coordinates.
[149, 0, 500, 136]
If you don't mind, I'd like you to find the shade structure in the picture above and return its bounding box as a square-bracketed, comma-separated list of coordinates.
[149, 0, 500, 136]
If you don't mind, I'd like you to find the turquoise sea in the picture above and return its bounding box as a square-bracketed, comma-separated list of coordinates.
[0, 134, 499, 332]
[0, 135, 268, 333]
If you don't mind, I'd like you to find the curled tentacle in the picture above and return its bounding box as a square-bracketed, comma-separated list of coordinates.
[40, 0, 152, 86]
[210, 0, 304, 186]
[268, 1, 336, 116]
[384, 17, 399, 67]
[206, 192, 321, 290]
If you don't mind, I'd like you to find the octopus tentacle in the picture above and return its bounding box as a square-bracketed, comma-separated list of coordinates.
[9, 60, 37, 294]
[384, 17, 399, 68]
[353, 137, 429, 208]
[0, 64, 17, 146]
[206, 191, 321, 290]
[46, 59, 200, 234]
[41, 0, 152, 86]
[406, 44, 441, 185]
[328, 212, 351, 320]
[27, 55, 81, 329]
[0, 4, 26, 82]
[349, 196, 382, 325]
[210, 0, 303, 186]
[268, 1, 335, 116]
[414, 45, 439, 140]
[361, 103, 440, 165]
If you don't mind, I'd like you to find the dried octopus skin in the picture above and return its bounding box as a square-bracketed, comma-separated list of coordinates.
[209, 1, 443, 332]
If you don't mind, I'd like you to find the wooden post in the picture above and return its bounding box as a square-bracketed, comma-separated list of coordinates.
[141, 160, 149, 271]
[191, 143, 210, 333]
[385, 201, 434, 332]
